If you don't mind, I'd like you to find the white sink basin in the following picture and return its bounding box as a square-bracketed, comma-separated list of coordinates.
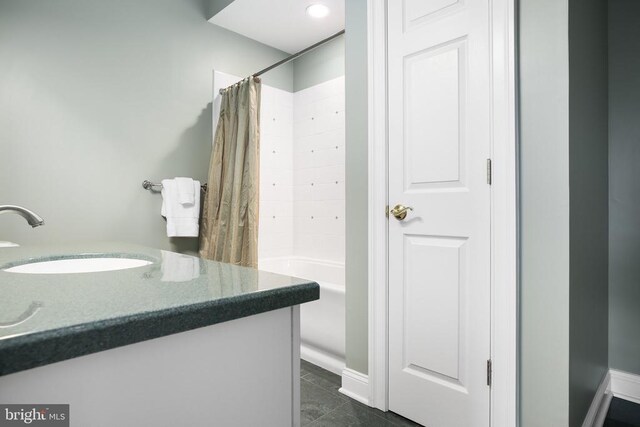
[0, 241, 19, 248]
[4, 257, 153, 274]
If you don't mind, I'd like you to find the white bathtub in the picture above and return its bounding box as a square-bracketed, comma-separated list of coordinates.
[259, 257, 345, 375]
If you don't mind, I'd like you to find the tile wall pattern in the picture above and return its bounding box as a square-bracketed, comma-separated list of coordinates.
[292, 77, 346, 263]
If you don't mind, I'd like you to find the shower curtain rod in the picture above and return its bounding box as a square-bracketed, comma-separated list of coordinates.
[219, 30, 345, 94]
[253, 29, 345, 77]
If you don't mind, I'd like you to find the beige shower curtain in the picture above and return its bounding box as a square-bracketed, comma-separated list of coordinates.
[199, 76, 261, 268]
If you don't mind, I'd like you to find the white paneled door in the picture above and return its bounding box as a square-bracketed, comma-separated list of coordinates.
[387, 0, 492, 426]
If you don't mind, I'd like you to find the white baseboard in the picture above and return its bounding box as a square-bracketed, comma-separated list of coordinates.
[610, 369, 640, 405]
[582, 371, 612, 427]
[300, 344, 345, 377]
[581, 368, 640, 427]
[339, 368, 370, 406]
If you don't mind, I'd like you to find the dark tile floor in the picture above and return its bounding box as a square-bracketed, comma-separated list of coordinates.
[302, 365, 640, 427]
[300, 360, 422, 426]
[604, 397, 640, 427]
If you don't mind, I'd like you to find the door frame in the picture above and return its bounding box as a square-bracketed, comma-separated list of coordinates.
[365, 0, 518, 426]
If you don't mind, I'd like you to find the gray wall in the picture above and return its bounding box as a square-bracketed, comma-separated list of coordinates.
[609, 0, 640, 376]
[206, 0, 234, 20]
[568, 0, 609, 425]
[293, 35, 345, 92]
[519, 0, 571, 425]
[0, 0, 291, 254]
[520, 0, 610, 425]
[344, 0, 369, 375]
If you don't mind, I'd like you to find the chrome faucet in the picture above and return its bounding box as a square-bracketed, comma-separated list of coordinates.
[0, 205, 44, 227]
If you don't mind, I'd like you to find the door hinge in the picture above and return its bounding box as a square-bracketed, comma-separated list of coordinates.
[487, 359, 493, 387]
[486, 159, 492, 185]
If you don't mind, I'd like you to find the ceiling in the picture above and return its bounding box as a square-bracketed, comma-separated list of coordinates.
[208, 0, 345, 54]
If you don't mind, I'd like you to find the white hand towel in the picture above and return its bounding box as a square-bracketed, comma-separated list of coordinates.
[160, 178, 201, 237]
[175, 177, 195, 205]
[160, 250, 200, 282]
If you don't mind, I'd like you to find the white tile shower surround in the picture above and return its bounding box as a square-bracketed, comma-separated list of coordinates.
[212, 72, 345, 263]
[292, 78, 345, 263]
[260, 83, 296, 259]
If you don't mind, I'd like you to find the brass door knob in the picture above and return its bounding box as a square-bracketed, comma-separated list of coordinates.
[390, 204, 413, 220]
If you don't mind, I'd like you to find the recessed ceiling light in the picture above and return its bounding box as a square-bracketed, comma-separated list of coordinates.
[306, 4, 330, 19]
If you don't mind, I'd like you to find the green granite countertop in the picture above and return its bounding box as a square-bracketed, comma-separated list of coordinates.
[0, 242, 319, 376]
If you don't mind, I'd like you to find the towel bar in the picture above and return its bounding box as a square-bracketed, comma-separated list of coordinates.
[142, 180, 207, 192]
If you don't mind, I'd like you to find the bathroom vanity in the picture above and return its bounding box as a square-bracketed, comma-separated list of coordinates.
[0, 242, 318, 426]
